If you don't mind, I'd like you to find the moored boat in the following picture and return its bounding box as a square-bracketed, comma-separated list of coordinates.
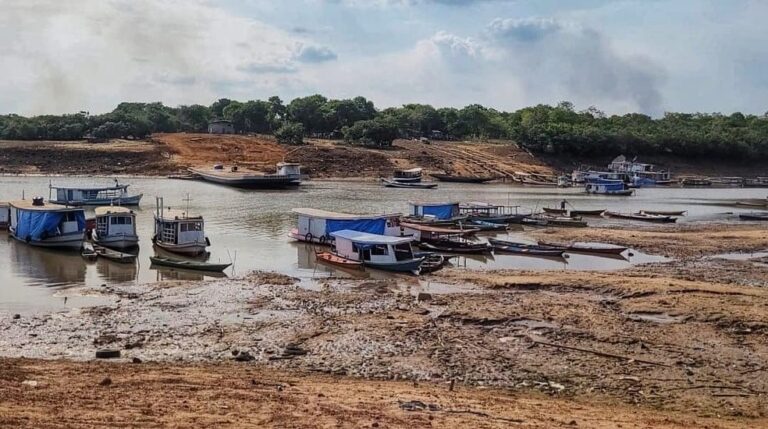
[330, 229, 425, 274]
[8, 198, 86, 249]
[150, 256, 231, 272]
[49, 181, 142, 206]
[92, 206, 139, 250]
[93, 244, 137, 264]
[189, 163, 302, 189]
[415, 252, 447, 274]
[537, 241, 627, 255]
[487, 238, 565, 256]
[152, 197, 210, 256]
[381, 178, 438, 189]
[407, 201, 462, 224]
[739, 212, 768, 221]
[429, 174, 496, 183]
[315, 251, 364, 270]
[542, 207, 567, 215]
[81, 242, 98, 261]
[391, 168, 423, 183]
[640, 210, 687, 216]
[570, 209, 606, 216]
[290, 208, 402, 244]
[464, 220, 508, 232]
[585, 180, 634, 196]
[605, 211, 677, 223]
[399, 222, 478, 242]
[459, 202, 529, 224]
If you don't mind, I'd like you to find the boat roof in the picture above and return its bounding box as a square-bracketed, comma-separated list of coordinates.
[156, 208, 203, 221]
[9, 200, 83, 212]
[400, 222, 478, 234]
[331, 229, 414, 245]
[50, 184, 129, 191]
[396, 168, 422, 173]
[292, 208, 400, 220]
[408, 201, 459, 207]
[95, 206, 134, 216]
[0, 201, 8, 208]
[460, 201, 501, 209]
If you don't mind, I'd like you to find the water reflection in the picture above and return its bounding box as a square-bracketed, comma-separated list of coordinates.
[9, 240, 86, 287]
[95, 259, 138, 283]
[149, 265, 228, 281]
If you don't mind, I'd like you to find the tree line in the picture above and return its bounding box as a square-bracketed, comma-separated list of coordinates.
[1, 97, 767, 160]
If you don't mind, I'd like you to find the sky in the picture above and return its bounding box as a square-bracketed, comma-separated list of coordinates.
[1, 0, 766, 117]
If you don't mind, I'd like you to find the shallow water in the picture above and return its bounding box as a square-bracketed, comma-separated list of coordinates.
[1, 177, 766, 312]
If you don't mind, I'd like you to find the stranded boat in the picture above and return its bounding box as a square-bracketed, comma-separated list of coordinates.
[605, 211, 677, 223]
[93, 244, 137, 264]
[537, 241, 628, 255]
[189, 163, 302, 189]
[487, 238, 565, 257]
[290, 208, 402, 244]
[49, 181, 143, 206]
[739, 212, 768, 221]
[152, 198, 210, 256]
[92, 206, 139, 250]
[8, 198, 86, 249]
[329, 229, 425, 274]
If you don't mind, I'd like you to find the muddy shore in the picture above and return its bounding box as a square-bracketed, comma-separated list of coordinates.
[1, 224, 768, 427]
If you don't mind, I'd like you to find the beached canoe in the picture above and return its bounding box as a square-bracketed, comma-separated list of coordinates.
[93, 244, 137, 264]
[315, 251, 364, 270]
[488, 238, 565, 256]
[419, 240, 492, 254]
[537, 241, 627, 255]
[640, 210, 687, 216]
[605, 211, 677, 223]
[149, 256, 231, 272]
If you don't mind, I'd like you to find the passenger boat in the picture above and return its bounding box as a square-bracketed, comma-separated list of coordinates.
[93, 244, 137, 264]
[487, 238, 565, 256]
[49, 181, 142, 206]
[8, 198, 86, 249]
[381, 179, 438, 189]
[0, 202, 9, 230]
[399, 222, 478, 242]
[605, 211, 677, 223]
[537, 241, 627, 255]
[329, 230, 425, 274]
[585, 180, 634, 196]
[315, 251, 364, 270]
[429, 174, 496, 183]
[150, 256, 231, 272]
[152, 197, 210, 256]
[407, 201, 463, 224]
[639, 210, 687, 216]
[391, 168, 423, 183]
[739, 212, 768, 221]
[459, 202, 529, 224]
[92, 206, 139, 250]
[189, 163, 302, 189]
[290, 208, 402, 244]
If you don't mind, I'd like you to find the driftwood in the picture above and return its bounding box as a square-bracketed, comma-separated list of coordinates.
[528, 337, 671, 367]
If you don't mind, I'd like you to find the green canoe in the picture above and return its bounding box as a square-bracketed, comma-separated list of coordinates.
[150, 256, 231, 272]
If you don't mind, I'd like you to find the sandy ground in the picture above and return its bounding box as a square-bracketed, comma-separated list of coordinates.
[2, 358, 760, 429]
[2, 224, 768, 427]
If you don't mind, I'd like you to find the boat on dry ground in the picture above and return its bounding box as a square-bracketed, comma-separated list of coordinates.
[605, 211, 677, 223]
[537, 241, 628, 255]
[739, 212, 768, 221]
[487, 238, 565, 257]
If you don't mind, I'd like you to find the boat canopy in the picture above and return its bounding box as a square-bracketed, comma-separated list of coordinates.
[409, 201, 460, 220]
[12, 204, 85, 241]
[331, 230, 414, 246]
[95, 206, 133, 216]
[50, 184, 129, 191]
[293, 208, 400, 235]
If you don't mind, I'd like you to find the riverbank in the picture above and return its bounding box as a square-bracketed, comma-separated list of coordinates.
[4, 134, 764, 179]
[2, 223, 768, 426]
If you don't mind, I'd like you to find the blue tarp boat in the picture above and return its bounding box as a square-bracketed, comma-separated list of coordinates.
[8, 199, 86, 249]
[290, 208, 402, 244]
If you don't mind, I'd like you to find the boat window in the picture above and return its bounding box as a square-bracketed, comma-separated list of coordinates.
[394, 243, 413, 261]
[110, 216, 129, 225]
[371, 244, 388, 256]
[63, 212, 79, 222]
[180, 223, 188, 232]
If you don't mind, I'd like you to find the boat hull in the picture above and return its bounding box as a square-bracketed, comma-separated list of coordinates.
[381, 179, 437, 189]
[50, 194, 143, 206]
[190, 169, 300, 189]
[10, 230, 84, 249]
[150, 256, 231, 272]
[92, 233, 139, 250]
[364, 257, 425, 274]
[154, 240, 209, 256]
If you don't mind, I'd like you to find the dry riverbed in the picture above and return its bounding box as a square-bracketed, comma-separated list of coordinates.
[1, 225, 768, 427]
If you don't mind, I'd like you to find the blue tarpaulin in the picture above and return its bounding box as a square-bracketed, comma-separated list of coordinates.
[422, 204, 456, 220]
[326, 218, 386, 235]
[15, 209, 85, 241]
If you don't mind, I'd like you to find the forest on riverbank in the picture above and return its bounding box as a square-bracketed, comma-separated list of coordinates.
[2, 96, 767, 160]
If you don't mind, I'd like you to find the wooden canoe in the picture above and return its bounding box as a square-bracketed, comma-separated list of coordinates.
[94, 244, 137, 264]
[605, 211, 677, 223]
[640, 210, 687, 216]
[149, 256, 231, 272]
[538, 241, 627, 255]
[315, 251, 364, 270]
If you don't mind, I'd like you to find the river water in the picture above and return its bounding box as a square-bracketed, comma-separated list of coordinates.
[1, 176, 766, 312]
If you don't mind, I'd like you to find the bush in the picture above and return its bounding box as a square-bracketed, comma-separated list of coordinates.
[274, 122, 304, 145]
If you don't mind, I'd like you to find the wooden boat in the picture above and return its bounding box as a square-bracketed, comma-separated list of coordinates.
[391, 168, 423, 183]
[537, 215, 588, 228]
[330, 230, 425, 274]
[538, 241, 627, 255]
[400, 222, 478, 243]
[460, 202, 530, 224]
[92, 206, 139, 250]
[739, 212, 768, 221]
[487, 238, 565, 256]
[381, 179, 437, 189]
[605, 211, 677, 223]
[542, 207, 568, 215]
[152, 197, 210, 256]
[464, 220, 508, 232]
[150, 256, 231, 272]
[49, 181, 142, 206]
[570, 209, 606, 217]
[315, 251, 364, 270]
[189, 163, 301, 189]
[8, 199, 86, 249]
[680, 178, 712, 187]
[640, 210, 687, 216]
[415, 252, 447, 274]
[419, 239, 492, 254]
[93, 244, 137, 264]
[429, 174, 496, 183]
[81, 242, 98, 261]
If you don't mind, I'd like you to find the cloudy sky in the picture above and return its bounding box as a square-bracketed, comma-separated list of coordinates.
[1, 0, 766, 116]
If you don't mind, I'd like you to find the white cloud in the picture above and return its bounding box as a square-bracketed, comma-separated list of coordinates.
[0, 0, 325, 114]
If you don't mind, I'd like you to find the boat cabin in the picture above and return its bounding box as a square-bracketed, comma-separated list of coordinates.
[0, 202, 9, 229]
[330, 230, 416, 264]
[93, 206, 138, 249]
[49, 182, 142, 206]
[291, 208, 401, 243]
[8, 198, 86, 249]
[408, 201, 460, 220]
[277, 162, 302, 177]
[154, 208, 205, 247]
[393, 168, 422, 183]
[585, 181, 631, 195]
